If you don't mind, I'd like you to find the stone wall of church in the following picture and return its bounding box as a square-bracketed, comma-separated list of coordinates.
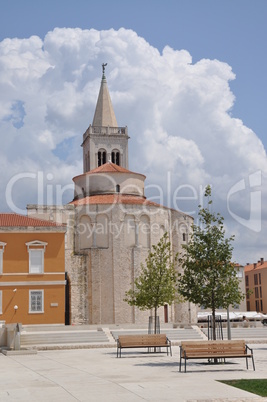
[74, 201, 197, 325]
[27, 202, 197, 326]
[65, 250, 89, 324]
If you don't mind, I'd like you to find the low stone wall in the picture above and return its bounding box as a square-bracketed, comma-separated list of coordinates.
[1, 323, 22, 350]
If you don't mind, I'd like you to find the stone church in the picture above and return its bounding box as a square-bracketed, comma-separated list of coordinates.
[27, 66, 196, 326]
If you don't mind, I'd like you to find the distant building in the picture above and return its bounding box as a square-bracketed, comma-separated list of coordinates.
[245, 258, 267, 313]
[197, 263, 246, 318]
[0, 213, 66, 324]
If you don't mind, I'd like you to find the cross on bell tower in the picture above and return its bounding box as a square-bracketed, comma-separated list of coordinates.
[102, 62, 107, 77]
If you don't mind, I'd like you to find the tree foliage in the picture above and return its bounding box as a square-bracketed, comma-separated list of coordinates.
[124, 233, 178, 333]
[177, 185, 244, 340]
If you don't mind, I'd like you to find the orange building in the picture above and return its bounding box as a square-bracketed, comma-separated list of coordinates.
[245, 258, 267, 314]
[0, 214, 66, 325]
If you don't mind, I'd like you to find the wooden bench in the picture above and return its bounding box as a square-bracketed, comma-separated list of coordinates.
[117, 334, 172, 358]
[179, 340, 255, 372]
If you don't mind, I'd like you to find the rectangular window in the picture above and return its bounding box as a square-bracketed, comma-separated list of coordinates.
[260, 300, 263, 311]
[256, 300, 259, 312]
[260, 287, 262, 298]
[259, 273, 262, 285]
[246, 289, 250, 299]
[255, 287, 259, 298]
[0, 242, 6, 274]
[0, 249, 3, 275]
[0, 290, 2, 314]
[29, 290, 44, 313]
[29, 250, 44, 274]
[26, 241, 47, 274]
[245, 276, 249, 287]
[254, 274, 258, 286]
[246, 301, 250, 311]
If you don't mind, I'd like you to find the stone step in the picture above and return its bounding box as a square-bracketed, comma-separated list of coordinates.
[111, 327, 204, 342]
[20, 331, 109, 346]
[17, 325, 267, 349]
[21, 325, 101, 332]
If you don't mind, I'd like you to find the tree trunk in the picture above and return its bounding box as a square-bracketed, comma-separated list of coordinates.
[211, 291, 216, 341]
[154, 306, 157, 334]
[212, 305, 218, 364]
[153, 306, 158, 353]
[212, 307, 216, 340]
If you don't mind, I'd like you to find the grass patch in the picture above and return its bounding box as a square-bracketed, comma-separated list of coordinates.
[219, 379, 267, 397]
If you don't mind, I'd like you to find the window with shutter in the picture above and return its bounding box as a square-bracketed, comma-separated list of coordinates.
[26, 240, 47, 274]
[29, 249, 44, 274]
[29, 290, 44, 313]
[0, 242, 6, 275]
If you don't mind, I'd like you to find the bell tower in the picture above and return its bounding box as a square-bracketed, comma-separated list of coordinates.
[82, 64, 129, 173]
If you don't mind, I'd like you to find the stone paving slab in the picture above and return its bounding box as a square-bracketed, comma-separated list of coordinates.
[0, 344, 267, 401]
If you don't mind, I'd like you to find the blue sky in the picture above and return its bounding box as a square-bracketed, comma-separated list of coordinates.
[0, 0, 267, 264]
[1, 0, 266, 148]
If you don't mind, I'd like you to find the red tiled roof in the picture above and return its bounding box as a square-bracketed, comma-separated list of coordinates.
[73, 162, 146, 180]
[70, 194, 163, 208]
[0, 213, 64, 227]
[244, 261, 267, 272]
[90, 162, 131, 174]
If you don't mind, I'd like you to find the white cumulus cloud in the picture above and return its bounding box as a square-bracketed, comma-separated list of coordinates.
[0, 27, 266, 264]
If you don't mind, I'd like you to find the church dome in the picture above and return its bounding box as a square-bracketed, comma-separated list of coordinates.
[72, 162, 146, 200]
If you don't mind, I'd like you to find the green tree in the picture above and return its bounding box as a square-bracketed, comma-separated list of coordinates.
[177, 185, 244, 340]
[124, 233, 178, 334]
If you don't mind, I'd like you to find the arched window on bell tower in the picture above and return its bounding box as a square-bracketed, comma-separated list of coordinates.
[111, 149, 120, 166]
[98, 149, 107, 167]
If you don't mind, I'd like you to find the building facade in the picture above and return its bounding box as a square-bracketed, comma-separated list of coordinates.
[0, 214, 66, 325]
[28, 68, 196, 326]
[245, 258, 267, 313]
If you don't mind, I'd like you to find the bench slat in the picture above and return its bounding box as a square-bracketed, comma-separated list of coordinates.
[184, 352, 250, 357]
[117, 334, 172, 357]
[119, 334, 167, 347]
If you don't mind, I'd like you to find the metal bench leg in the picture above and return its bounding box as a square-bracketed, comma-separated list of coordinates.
[252, 355, 255, 371]
[179, 349, 186, 372]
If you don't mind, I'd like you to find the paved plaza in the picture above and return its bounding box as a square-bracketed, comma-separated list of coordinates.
[0, 343, 267, 401]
